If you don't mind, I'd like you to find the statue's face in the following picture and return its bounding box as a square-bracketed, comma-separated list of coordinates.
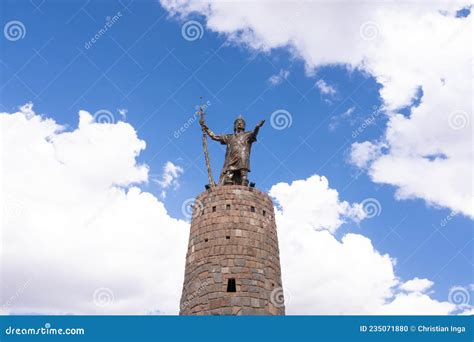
[234, 119, 245, 132]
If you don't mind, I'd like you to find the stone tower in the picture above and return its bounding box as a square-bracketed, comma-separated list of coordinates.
[179, 184, 285, 315]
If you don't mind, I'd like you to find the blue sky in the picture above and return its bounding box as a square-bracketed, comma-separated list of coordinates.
[1, 0, 472, 311]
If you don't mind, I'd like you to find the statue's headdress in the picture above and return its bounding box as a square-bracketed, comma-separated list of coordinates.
[234, 115, 246, 126]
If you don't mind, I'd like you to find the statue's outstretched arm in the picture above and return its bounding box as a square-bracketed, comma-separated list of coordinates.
[253, 120, 265, 136]
[202, 123, 223, 142]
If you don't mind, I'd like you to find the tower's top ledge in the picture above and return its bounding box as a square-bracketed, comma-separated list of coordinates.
[197, 185, 269, 200]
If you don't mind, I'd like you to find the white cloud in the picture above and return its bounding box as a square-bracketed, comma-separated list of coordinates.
[159, 0, 473, 218]
[378, 292, 455, 315]
[342, 106, 355, 118]
[269, 175, 366, 233]
[459, 308, 474, 315]
[315, 79, 337, 96]
[399, 278, 434, 293]
[271, 175, 457, 315]
[154, 161, 184, 198]
[349, 141, 384, 169]
[0, 105, 188, 315]
[268, 69, 290, 86]
[329, 106, 356, 131]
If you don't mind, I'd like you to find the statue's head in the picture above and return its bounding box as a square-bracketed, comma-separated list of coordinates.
[234, 116, 246, 133]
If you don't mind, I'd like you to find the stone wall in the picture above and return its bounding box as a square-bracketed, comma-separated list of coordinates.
[179, 185, 285, 315]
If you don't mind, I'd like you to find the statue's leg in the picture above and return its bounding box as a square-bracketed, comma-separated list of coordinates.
[241, 170, 249, 186]
[218, 170, 226, 185]
[224, 171, 234, 185]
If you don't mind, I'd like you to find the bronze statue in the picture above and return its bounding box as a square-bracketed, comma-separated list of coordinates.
[199, 113, 264, 186]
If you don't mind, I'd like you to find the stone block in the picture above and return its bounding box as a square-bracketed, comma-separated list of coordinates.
[235, 258, 246, 266]
[251, 298, 260, 307]
[214, 273, 222, 283]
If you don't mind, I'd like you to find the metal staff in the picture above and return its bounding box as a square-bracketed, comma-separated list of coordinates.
[198, 98, 215, 187]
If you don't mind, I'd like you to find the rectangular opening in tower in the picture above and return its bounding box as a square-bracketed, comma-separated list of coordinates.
[227, 278, 236, 292]
[251, 206, 255, 213]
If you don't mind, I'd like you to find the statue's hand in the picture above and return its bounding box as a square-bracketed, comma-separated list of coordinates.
[201, 123, 210, 134]
[257, 120, 265, 128]
[199, 113, 207, 126]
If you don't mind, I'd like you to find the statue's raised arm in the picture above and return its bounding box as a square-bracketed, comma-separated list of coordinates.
[252, 119, 265, 137]
[200, 122, 224, 143]
[255, 119, 265, 129]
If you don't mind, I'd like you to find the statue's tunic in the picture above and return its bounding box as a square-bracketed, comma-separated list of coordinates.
[217, 131, 257, 172]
